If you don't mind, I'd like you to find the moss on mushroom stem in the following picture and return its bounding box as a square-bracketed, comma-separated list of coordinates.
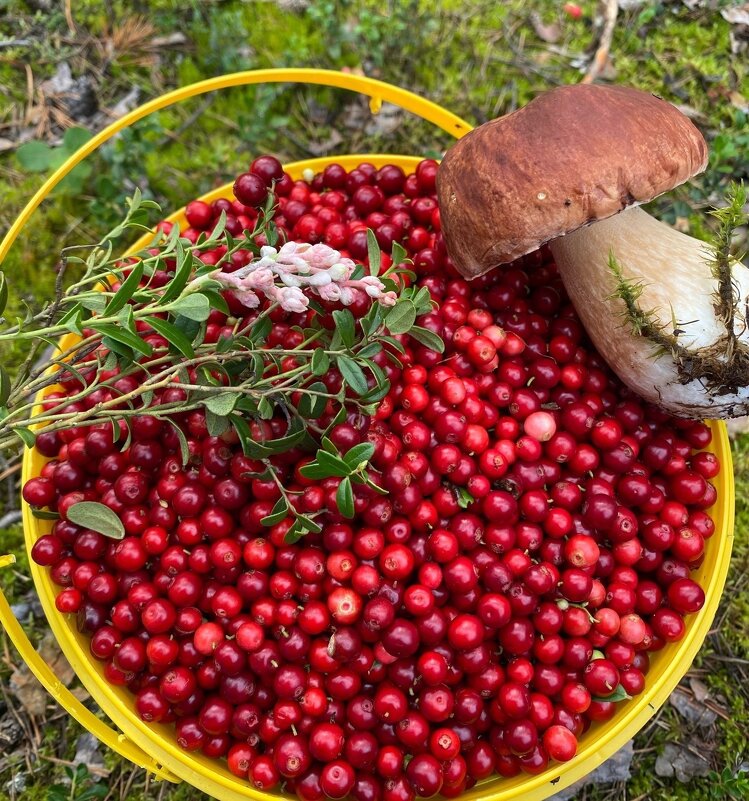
[549, 201, 749, 418]
[606, 185, 749, 397]
[608, 250, 749, 398]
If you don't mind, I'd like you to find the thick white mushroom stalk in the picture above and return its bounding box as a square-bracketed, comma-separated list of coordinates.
[549, 190, 749, 418]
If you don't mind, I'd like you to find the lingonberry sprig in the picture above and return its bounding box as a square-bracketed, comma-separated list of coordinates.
[257, 440, 383, 544]
[0, 193, 442, 460]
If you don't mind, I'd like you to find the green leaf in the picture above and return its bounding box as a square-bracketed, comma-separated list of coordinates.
[244, 421, 306, 458]
[333, 309, 356, 349]
[408, 325, 445, 353]
[367, 229, 381, 276]
[593, 684, 631, 703]
[358, 381, 391, 404]
[170, 293, 211, 322]
[144, 316, 195, 358]
[261, 496, 290, 527]
[356, 342, 382, 359]
[79, 294, 107, 313]
[205, 408, 229, 436]
[456, 487, 475, 509]
[90, 322, 153, 356]
[385, 301, 417, 335]
[257, 397, 274, 420]
[343, 442, 375, 470]
[0, 272, 7, 317]
[296, 514, 322, 534]
[16, 140, 52, 172]
[321, 436, 338, 454]
[62, 126, 92, 152]
[206, 210, 227, 243]
[58, 303, 84, 335]
[299, 451, 350, 479]
[196, 360, 227, 387]
[411, 286, 434, 315]
[230, 414, 253, 456]
[316, 450, 352, 476]
[336, 477, 355, 519]
[30, 508, 61, 520]
[311, 348, 330, 376]
[204, 392, 237, 416]
[157, 244, 193, 305]
[173, 314, 202, 346]
[0, 365, 10, 407]
[13, 427, 36, 448]
[202, 289, 230, 315]
[166, 420, 190, 465]
[379, 335, 406, 354]
[49, 358, 88, 389]
[361, 302, 383, 338]
[66, 501, 125, 539]
[390, 241, 407, 266]
[250, 315, 272, 343]
[283, 519, 308, 545]
[337, 356, 369, 396]
[297, 463, 330, 480]
[363, 357, 388, 389]
[104, 261, 144, 316]
[297, 382, 328, 419]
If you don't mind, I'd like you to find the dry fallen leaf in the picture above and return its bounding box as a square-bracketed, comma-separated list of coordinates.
[688, 677, 710, 703]
[722, 4, 749, 26]
[150, 32, 188, 47]
[730, 91, 749, 112]
[9, 631, 76, 717]
[530, 12, 562, 43]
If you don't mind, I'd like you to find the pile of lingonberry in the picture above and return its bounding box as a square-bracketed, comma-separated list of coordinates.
[24, 156, 717, 800]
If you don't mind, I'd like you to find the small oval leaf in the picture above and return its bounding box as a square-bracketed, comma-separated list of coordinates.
[66, 501, 125, 539]
[171, 293, 211, 322]
[336, 477, 355, 519]
[385, 301, 417, 335]
[337, 356, 369, 396]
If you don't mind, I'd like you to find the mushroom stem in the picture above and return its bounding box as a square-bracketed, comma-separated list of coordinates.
[549, 207, 749, 417]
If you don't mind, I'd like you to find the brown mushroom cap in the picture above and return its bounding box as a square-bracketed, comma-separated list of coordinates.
[436, 84, 708, 278]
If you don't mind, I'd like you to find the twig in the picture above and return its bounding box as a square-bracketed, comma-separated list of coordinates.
[0, 511, 22, 528]
[581, 0, 618, 84]
[0, 459, 21, 481]
[0, 40, 32, 49]
[64, 0, 77, 35]
[23, 64, 34, 127]
[40, 755, 110, 777]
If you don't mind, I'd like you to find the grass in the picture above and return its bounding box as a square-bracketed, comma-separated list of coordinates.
[0, 0, 747, 799]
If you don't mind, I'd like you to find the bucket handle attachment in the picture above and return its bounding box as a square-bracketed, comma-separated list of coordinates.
[0, 68, 473, 265]
[0, 69, 470, 784]
[0, 555, 177, 781]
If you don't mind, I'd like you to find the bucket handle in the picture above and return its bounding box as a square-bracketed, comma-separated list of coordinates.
[0, 69, 470, 783]
[0, 68, 473, 264]
[0, 555, 177, 781]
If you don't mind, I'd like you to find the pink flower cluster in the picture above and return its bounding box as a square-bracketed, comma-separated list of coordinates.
[215, 242, 398, 313]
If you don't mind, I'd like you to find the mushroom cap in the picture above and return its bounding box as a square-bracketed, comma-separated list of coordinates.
[436, 84, 708, 278]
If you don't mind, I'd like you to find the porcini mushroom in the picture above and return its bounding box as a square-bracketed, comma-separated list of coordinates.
[437, 83, 749, 418]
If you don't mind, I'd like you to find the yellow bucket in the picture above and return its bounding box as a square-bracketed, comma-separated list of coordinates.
[0, 70, 735, 801]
